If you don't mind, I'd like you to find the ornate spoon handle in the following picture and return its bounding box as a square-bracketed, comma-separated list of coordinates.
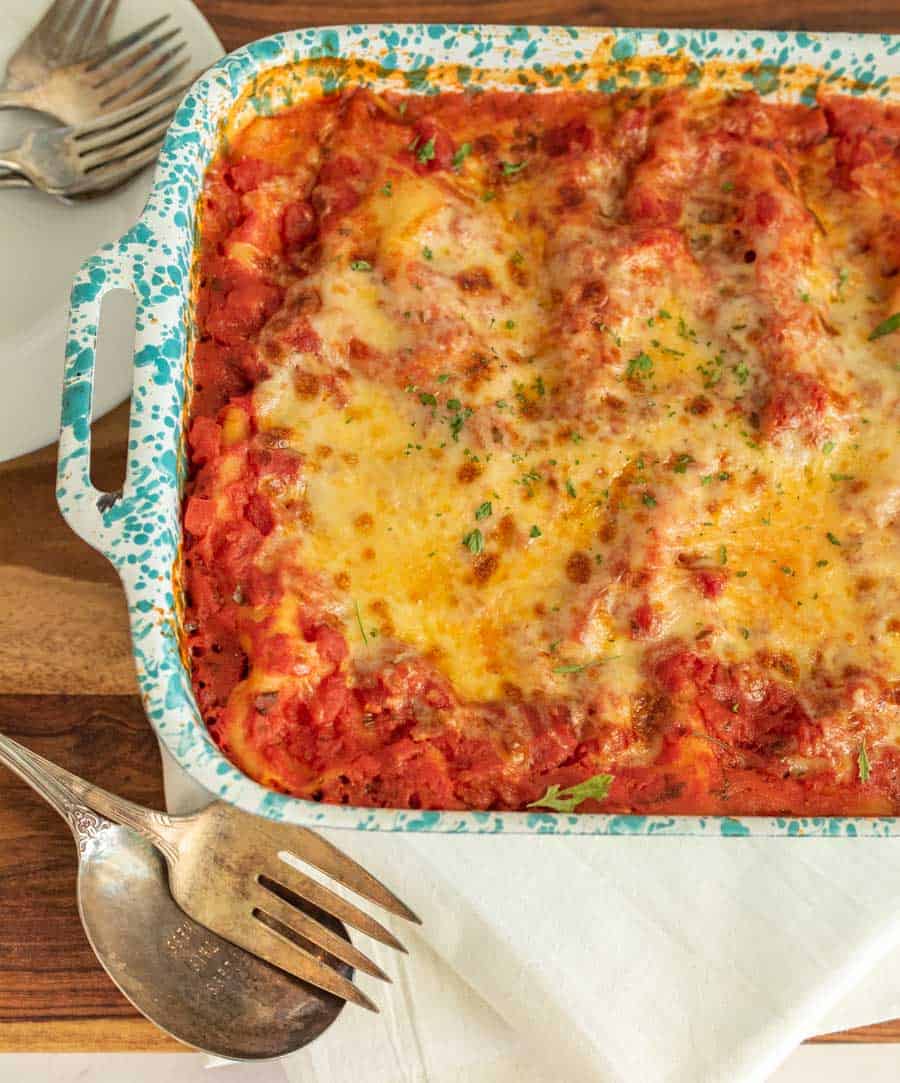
[0, 732, 181, 862]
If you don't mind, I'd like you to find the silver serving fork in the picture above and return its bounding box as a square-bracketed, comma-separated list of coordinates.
[0, 734, 418, 1012]
[0, 6, 187, 126]
[0, 80, 188, 197]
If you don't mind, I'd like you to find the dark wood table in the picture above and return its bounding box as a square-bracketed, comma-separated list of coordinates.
[2, 0, 899, 1053]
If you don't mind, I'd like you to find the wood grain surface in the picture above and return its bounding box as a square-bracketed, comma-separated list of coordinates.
[2, 0, 899, 1053]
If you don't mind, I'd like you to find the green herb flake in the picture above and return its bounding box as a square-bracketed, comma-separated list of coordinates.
[733, 361, 750, 385]
[565, 479, 577, 499]
[816, 559, 829, 567]
[481, 190, 496, 202]
[780, 565, 794, 576]
[626, 352, 654, 379]
[858, 739, 871, 783]
[642, 492, 657, 508]
[822, 440, 835, 455]
[826, 531, 841, 546]
[416, 137, 436, 164]
[354, 601, 369, 647]
[501, 160, 527, 176]
[381, 180, 393, 196]
[462, 529, 484, 555]
[505, 319, 516, 330]
[740, 627, 750, 639]
[451, 142, 472, 169]
[475, 501, 492, 521]
[437, 373, 451, 383]
[529, 524, 542, 538]
[830, 472, 854, 482]
[868, 312, 900, 341]
[735, 570, 748, 578]
[721, 180, 735, 192]
[422, 246, 433, 261]
[719, 545, 728, 565]
[419, 391, 437, 407]
[511, 250, 525, 265]
[673, 454, 693, 474]
[350, 259, 372, 272]
[526, 772, 614, 812]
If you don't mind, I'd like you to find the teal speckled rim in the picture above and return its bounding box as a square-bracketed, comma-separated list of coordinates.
[58, 25, 899, 837]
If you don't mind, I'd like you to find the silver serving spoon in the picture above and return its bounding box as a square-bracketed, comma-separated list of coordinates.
[0, 733, 346, 1059]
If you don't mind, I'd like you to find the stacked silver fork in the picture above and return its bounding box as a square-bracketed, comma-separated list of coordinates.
[1, 0, 191, 198]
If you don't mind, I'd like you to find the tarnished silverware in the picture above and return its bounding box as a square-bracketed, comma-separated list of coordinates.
[2, 733, 418, 1012]
[1, 0, 120, 105]
[0, 80, 187, 198]
[0, 7, 186, 126]
[0, 732, 348, 1058]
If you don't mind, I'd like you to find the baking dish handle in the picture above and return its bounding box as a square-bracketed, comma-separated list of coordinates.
[57, 240, 138, 562]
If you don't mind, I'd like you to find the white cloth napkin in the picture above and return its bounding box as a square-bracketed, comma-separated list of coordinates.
[161, 750, 900, 1082]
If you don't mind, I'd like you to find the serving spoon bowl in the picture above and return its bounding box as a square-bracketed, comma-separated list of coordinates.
[0, 734, 346, 1059]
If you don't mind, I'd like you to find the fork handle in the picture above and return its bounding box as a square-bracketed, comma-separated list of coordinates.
[0, 732, 181, 863]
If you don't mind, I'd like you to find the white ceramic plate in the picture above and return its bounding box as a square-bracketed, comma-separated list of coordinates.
[0, 0, 223, 463]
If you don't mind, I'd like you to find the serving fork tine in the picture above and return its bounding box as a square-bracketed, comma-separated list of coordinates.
[1, 736, 418, 1013]
[0, 11, 186, 126]
[0, 80, 188, 197]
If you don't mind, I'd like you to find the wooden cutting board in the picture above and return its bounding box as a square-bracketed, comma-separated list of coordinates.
[2, 0, 899, 1052]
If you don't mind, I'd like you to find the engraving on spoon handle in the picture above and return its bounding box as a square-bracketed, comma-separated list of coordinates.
[0, 732, 180, 862]
[0, 732, 111, 854]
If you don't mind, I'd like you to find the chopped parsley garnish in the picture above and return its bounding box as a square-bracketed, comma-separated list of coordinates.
[626, 352, 654, 379]
[446, 397, 462, 411]
[673, 454, 693, 474]
[719, 545, 728, 565]
[868, 312, 900, 340]
[780, 565, 794, 576]
[422, 246, 433, 260]
[697, 353, 725, 389]
[462, 529, 484, 555]
[565, 479, 577, 498]
[552, 657, 618, 674]
[419, 391, 437, 407]
[354, 601, 368, 647]
[526, 773, 614, 812]
[505, 319, 516, 330]
[826, 531, 841, 546]
[642, 492, 657, 508]
[416, 137, 436, 164]
[721, 180, 735, 192]
[830, 473, 854, 482]
[816, 559, 829, 567]
[349, 259, 372, 271]
[678, 316, 698, 341]
[511, 250, 525, 265]
[822, 440, 835, 455]
[381, 180, 393, 196]
[437, 373, 451, 383]
[451, 142, 472, 169]
[733, 361, 750, 385]
[529, 524, 542, 538]
[449, 405, 473, 441]
[740, 627, 750, 639]
[501, 160, 527, 176]
[858, 739, 871, 783]
[475, 501, 492, 520]
[735, 570, 748, 578]
[481, 190, 496, 202]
